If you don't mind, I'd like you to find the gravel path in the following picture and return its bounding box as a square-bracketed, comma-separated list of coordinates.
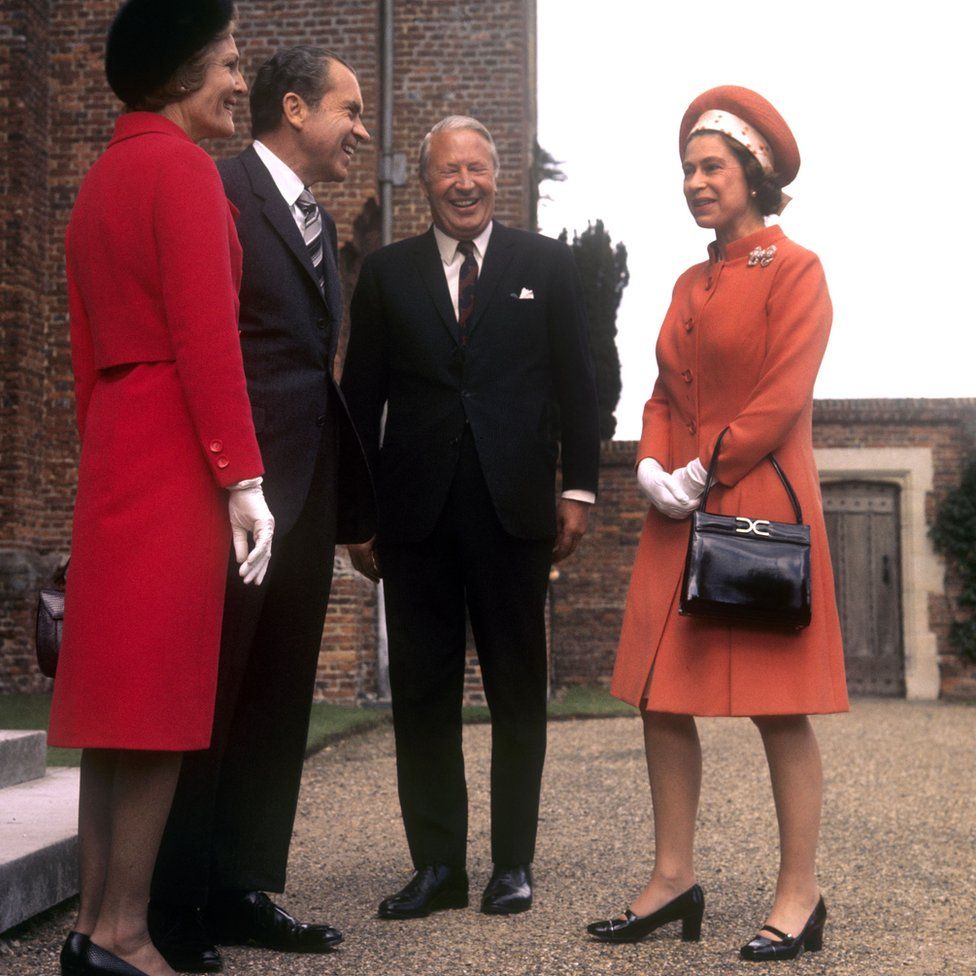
[3, 699, 974, 975]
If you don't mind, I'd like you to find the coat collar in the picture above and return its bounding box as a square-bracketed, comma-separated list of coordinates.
[239, 144, 335, 317]
[108, 111, 194, 147]
[708, 223, 786, 263]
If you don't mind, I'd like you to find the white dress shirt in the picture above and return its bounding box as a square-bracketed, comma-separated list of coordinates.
[433, 222, 493, 319]
[430, 221, 595, 507]
[253, 140, 309, 232]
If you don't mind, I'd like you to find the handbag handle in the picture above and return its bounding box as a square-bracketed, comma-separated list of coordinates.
[699, 427, 804, 524]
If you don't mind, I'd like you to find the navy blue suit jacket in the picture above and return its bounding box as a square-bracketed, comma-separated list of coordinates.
[218, 146, 374, 542]
[342, 222, 599, 543]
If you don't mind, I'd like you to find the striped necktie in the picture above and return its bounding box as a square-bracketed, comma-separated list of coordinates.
[457, 240, 478, 346]
[297, 188, 325, 294]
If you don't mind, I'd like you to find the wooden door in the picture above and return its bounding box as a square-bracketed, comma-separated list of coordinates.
[822, 482, 905, 696]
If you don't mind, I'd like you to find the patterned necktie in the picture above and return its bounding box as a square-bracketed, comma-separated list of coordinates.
[457, 240, 479, 345]
[297, 188, 325, 294]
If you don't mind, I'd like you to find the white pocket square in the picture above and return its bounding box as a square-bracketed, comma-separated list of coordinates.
[516, 288, 535, 300]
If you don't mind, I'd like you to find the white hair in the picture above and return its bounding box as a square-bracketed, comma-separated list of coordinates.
[418, 115, 500, 182]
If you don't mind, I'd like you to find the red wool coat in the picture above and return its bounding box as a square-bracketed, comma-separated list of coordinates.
[611, 225, 849, 716]
[48, 113, 263, 750]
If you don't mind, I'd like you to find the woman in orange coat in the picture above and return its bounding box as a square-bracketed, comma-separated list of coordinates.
[587, 88, 847, 961]
[47, 3, 274, 974]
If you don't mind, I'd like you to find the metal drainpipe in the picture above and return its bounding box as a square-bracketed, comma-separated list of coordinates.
[379, 0, 395, 248]
[374, 0, 396, 702]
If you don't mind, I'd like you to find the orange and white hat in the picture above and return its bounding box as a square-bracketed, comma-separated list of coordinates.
[679, 86, 800, 188]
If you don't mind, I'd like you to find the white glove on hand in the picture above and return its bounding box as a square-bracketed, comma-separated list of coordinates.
[228, 479, 275, 585]
[637, 457, 699, 519]
[671, 457, 708, 502]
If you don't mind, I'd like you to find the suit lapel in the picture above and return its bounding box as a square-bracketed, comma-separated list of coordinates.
[240, 146, 327, 304]
[411, 229, 460, 344]
[320, 220, 342, 327]
[467, 221, 516, 338]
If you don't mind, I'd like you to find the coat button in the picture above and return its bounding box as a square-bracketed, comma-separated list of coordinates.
[316, 317, 326, 330]
[681, 369, 693, 383]
[316, 414, 327, 427]
[687, 420, 697, 434]
[685, 317, 694, 332]
[216, 456, 230, 469]
[209, 440, 223, 453]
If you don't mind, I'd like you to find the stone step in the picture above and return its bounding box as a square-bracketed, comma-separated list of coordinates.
[0, 730, 47, 789]
[0, 766, 80, 934]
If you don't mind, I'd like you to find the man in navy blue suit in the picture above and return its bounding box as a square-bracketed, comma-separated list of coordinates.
[150, 48, 374, 972]
[343, 116, 600, 920]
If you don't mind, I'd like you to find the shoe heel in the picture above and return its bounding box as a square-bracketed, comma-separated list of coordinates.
[681, 907, 703, 942]
[804, 923, 824, 952]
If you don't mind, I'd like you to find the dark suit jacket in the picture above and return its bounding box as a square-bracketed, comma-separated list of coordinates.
[218, 146, 374, 542]
[342, 221, 600, 543]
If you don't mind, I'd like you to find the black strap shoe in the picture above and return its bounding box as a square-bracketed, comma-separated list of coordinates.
[587, 883, 705, 943]
[60, 931, 90, 976]
[148, 903, 222, 973]
[480, 864, 533, 915]
[739, 897, 826, 961]
[203, 891, 342, 953]
[377, 864, 469, 919]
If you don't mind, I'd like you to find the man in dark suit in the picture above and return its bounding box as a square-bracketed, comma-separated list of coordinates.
[342, 116, 600, 919]
[149, 48, 374, 972]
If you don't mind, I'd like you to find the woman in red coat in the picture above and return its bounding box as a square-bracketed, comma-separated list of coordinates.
[587, 88, 847, 961]
[47, 3, 274, 974]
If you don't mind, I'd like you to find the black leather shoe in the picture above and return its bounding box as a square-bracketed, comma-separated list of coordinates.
[203, 891, 342, 953]
[60, 931, 89, 976]
[82, 942, 148, 975]
[377, 865, 469, 919]
[739, 897, 826, 961]
[587, 883, 704, 943]
[148, 903, 222, 972]
[480, 864, 533, 915]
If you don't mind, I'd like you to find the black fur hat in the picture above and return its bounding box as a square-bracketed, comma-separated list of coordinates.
[105, 0, 235, 106]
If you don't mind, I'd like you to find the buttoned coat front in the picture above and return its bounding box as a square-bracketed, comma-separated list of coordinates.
[611, 225, 848, 716]
[48, 114, 263, 750]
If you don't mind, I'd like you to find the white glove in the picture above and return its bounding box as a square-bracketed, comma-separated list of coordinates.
[637, 457, 700, 519]
[671, 457, 708, 502]
[227, 478, 275, 585]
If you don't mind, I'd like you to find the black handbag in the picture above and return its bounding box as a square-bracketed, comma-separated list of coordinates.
[35, 561, 68, 678]
[679, 428, 811, 630]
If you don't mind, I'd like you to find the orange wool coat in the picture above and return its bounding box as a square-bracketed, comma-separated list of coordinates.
[611, 224, 848, 716]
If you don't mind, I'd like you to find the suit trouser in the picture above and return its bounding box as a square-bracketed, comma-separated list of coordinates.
[380, 429, 552, 869]
[152, 417, 338, 906]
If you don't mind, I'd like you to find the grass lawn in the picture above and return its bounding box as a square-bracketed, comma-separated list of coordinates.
[0, 685, 635, 766]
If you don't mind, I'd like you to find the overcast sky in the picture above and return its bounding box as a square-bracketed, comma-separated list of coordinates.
[536, 0, 973, 439]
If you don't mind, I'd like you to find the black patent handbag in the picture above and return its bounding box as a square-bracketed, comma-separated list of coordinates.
[35, 560, 68, 678]
[679, 428, 811, 630]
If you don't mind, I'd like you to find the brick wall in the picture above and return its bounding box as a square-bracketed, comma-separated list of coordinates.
[320, 397, 976, 706]
[548, 399, 976, 704]
[0, 0, 536, 697]
[5, 2, 973, 706]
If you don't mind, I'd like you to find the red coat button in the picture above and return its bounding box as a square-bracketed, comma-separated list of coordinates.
[209, 440, 223, 454]
[685, 318, 694, 332]
[687, 419, 697, 434]
[216, 456, 229, 469]
[681, 369, 693, 383]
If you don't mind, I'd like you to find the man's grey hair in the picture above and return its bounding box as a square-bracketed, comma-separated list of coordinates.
[418, 115, 500, 183]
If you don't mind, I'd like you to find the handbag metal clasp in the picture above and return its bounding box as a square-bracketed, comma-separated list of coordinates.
[735, 517, 771, 537]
